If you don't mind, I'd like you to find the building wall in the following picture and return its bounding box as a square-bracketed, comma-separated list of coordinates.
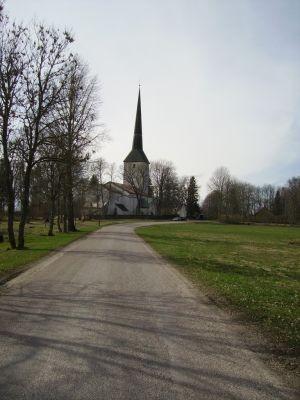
[107, 193, 136, 215]
[84, 182, 156, 217]
[107, 192, 156, 216]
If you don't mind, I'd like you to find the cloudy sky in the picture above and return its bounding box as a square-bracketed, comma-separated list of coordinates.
[6, 0, 300, 197]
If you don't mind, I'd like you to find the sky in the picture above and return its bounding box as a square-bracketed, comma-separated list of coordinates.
[6, 0, 300, 198]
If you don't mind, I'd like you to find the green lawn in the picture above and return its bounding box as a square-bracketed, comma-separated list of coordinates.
[0, 219, 120, 281]
[137, 222, 300, 351]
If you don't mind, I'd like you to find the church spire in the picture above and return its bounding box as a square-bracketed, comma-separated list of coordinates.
[132, 87, 143, 150]
[124, 87, 149, 164]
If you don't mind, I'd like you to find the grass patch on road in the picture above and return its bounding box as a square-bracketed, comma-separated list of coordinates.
[0, 219, 119, 281]
[137, 222, 300, 352]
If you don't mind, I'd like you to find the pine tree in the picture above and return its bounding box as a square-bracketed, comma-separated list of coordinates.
[273, 189, 283, 216]
[186, 176, 200, 217]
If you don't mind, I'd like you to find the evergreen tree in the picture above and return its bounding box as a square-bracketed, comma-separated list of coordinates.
[186, 176, 200, 217]
[273, 189, 283, 216]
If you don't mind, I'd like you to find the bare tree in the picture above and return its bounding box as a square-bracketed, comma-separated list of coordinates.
[202, 190, 219, 219]
[124, 163, 149, 215]
[208, 166, 231, 218]
[205, 168, 257, 221]
[52, 57, 100, 232]
[150, 160, 189, 216]
[41, 147, 64, 236]
[176, 176, 189, 209]
[284, 177, 300, 224]
[107, 162, 116, 181]
[259, 184, 275, 211]
[15, 24, 73, 248]
[91, 157, 108, 223]
[103, 161, 116, 212]
[74, 173, 90, 221]
[151, 160, 174, 215]
[0, 19, 26, 248]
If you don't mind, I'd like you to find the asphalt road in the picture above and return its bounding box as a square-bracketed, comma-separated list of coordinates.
[0, 222, 297, 400]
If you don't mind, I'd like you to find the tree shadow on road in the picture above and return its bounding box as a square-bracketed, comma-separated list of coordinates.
[0, 283, 297, 400]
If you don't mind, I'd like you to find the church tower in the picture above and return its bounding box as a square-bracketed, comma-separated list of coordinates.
[123, 88, 150, 194]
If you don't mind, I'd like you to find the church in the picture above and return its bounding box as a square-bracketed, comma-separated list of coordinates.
[94, 89, 156, 216]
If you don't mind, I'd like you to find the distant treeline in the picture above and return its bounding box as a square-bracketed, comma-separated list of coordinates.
[202, 167, 300, 224]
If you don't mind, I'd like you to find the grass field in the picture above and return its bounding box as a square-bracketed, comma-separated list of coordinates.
[137, 222, 300, 352]
[0, 219, 120, 281]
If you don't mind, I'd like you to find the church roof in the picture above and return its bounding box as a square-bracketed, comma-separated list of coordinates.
[124, 148, 149, 163]
[103, 181, 150, 197]
[103, 181, 136, 195]
[124, 88, 150, 164]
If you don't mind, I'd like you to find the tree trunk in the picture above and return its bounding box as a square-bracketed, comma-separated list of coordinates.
[48, 197, 55, 236]
[66, 162, 76, 232]
[18, 168, 31, 249]
[6, 175, 16, 249]
[63, 194, 68, 233]
[7, 194, 16, 249]
[136, 195, 141, 216]
[67, 191, 76, 231]
[57, 196, 62, 232]
[2, 122, 16, 249]
[63, 215, 68, 232]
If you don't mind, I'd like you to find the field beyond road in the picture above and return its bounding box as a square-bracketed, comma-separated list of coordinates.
[137, 222, 300, 353]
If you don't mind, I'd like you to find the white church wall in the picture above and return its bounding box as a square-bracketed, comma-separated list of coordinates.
[107, 192, 137, 216]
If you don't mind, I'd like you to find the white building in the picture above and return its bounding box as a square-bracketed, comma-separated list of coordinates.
[87, 88, 156, 217]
